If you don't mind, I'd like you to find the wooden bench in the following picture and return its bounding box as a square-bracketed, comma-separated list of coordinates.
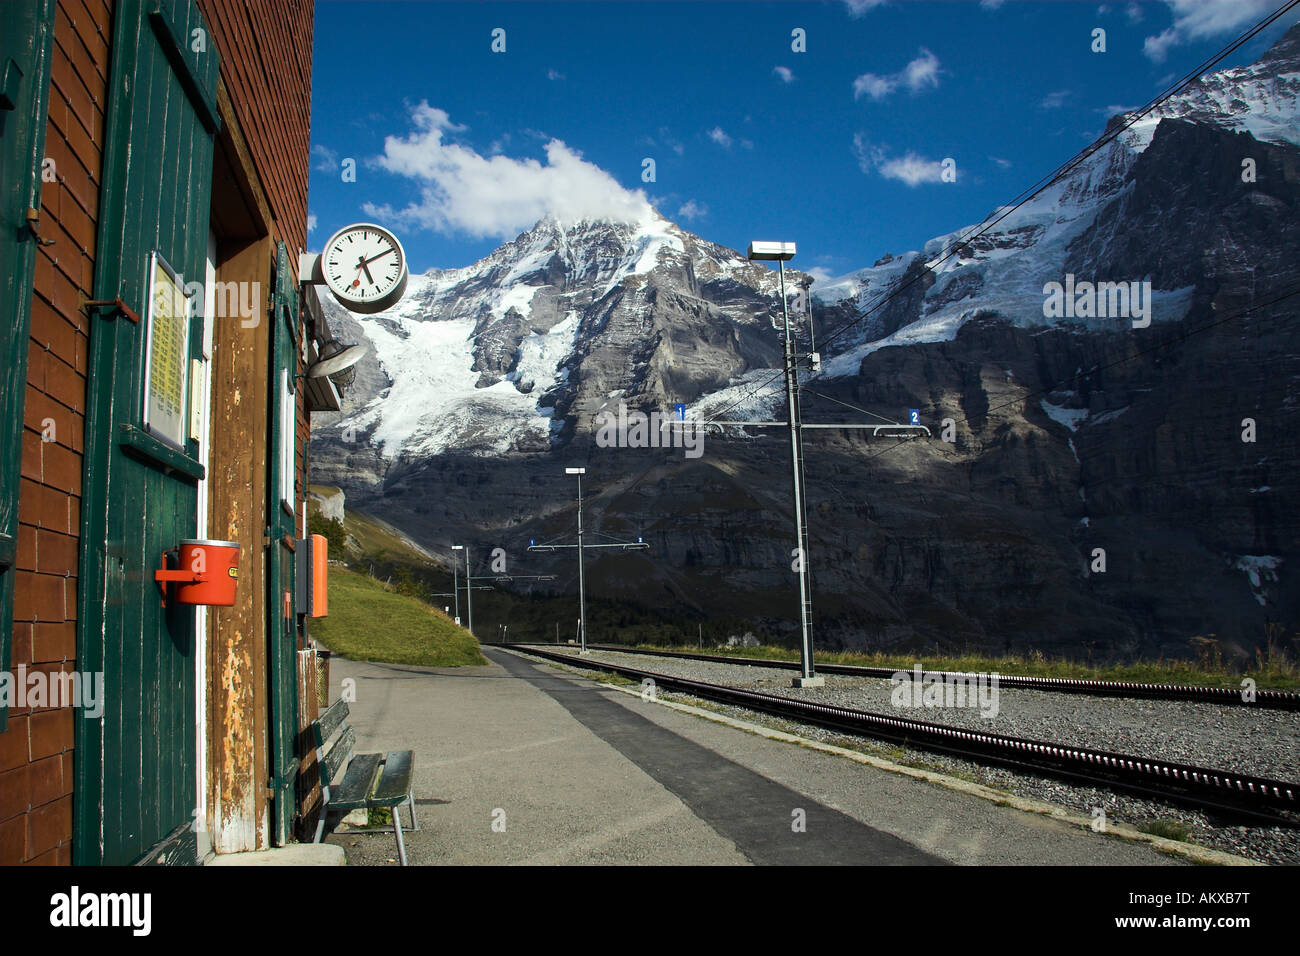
[310, 699, 418, 865]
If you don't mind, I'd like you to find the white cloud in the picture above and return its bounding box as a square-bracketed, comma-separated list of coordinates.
[676, 199, 708, 222]
[546, 68, 564, 81]
[844, 0, 886, 17]
[902, 48, 941, 90]
[989, 156, 1012, 169]
[365, 102, 652, 238]
[877, 154, 948, 186]
[311, 144, 338, 173]
[980, 0, 1005, 9]
[1143, 0, 1275, 62]
[1125, 2, 1144, 23]
[1039, 89, 1070, 109]
[852, 73, 896, 100]
[643, 127, 685, 157]
[773, 65, 795, 83]
[853, 48, 942, 101]
[307, 213, 317, 233]
[854, 134, 948, 186]
[1143, 29, 1180, 62]
[740, 138, 754, 150]
[708, 126, 733, 148]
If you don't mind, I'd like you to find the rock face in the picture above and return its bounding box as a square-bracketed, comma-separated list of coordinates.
[312, 25, 1300, 660]
[309, 486, 345, 522]
[311, 209, 809, 491]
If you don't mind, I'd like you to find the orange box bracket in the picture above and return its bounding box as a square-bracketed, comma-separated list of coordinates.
[310, 533, 328, 617]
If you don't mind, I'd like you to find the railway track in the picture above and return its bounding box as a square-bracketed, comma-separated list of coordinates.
[487, 642, 1300, 825]
[505, 642, 1300, 710]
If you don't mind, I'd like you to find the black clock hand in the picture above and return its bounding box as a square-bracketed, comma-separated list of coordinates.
[356, 255, 375, 286]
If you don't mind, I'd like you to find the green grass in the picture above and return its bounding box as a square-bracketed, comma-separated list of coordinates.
[344, 510, 434, 564]
[311, 567, 487, 667]
[1138, 819, 1192, 842]
[308, 486, 434, 566]
[619, 642, 1300, 690]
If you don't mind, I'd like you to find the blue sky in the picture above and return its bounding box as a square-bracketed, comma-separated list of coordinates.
[307, 0, 1294, 279]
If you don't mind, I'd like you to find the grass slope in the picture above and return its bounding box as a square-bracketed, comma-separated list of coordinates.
[311, 567, 487, 667]
[627, 643, 1300, 690]
[309, 484, 434, 566]
[344, 509, 434, 564]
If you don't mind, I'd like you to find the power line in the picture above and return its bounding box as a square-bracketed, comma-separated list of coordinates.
[801, 388, 902, 425]
[814, 0, 1300, 359]
[698, 0, 1299, 430]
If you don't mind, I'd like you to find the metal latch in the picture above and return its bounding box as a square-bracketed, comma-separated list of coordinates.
[24, 208, 55, 246]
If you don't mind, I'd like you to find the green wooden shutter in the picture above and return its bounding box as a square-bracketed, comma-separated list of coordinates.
[267, 241, 300, 843]
[0, 0, 56, 732]
[75, 0, 220, 865]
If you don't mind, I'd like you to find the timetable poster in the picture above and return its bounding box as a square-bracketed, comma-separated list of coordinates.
[143, 251, 190, 450]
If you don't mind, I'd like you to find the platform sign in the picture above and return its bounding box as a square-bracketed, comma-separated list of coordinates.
[908, 409, 920, 426]
[675, 403, 686, 421]
[142, 250, 192, 449]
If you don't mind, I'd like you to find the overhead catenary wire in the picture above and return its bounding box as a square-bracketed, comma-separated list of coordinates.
[698, 0, 1300, 431]
[800, 388, 902, 425]
[812, 0, 1300, 359]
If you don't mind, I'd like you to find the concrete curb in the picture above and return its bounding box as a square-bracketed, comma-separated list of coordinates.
[206, 843, 346, 866]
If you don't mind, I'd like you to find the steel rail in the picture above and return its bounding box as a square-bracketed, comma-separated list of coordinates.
[487, 643, 1300, 824]
[502, 642, 1300, 711]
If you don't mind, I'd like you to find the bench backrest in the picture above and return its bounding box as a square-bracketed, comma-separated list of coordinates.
[312, 698, 355, 790]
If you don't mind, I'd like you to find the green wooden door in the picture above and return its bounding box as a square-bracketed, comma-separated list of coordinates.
[267, 241, 300, 844]
[75, 0, 220, 865]
[0, 0, 56, 732]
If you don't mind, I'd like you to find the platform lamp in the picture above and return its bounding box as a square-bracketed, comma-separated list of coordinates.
[451, 544, 472, 638]
[564, 468, 589, 653]
[746, 241, 821, 687]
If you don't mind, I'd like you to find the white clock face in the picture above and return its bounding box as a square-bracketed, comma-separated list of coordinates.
[320, 223, 409, 314]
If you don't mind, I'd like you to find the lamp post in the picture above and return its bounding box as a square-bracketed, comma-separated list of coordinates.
[566, 467, 588, 653]
[747, 240, 822, 688]
[450, 546, 461, 623]
[451, 544, 472, 638]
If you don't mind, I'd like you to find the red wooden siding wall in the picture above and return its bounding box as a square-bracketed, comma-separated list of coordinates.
[2, 0, 110, 865]
[198, 0, 312, 256]
[3, 0, 315, 864]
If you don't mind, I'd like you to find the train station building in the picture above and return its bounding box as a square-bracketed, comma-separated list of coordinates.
[1, 0, 333, 864]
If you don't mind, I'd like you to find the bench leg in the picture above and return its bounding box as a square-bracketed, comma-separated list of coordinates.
[393, 807, 408, 866]
[315, 787, 332, 843]
[407, 792, 419, 832]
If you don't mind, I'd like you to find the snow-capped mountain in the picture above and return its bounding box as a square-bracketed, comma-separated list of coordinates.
[316, 209, 805, 464]
[813, 21, 1300, 375]
[313, 23, 1300, 660]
